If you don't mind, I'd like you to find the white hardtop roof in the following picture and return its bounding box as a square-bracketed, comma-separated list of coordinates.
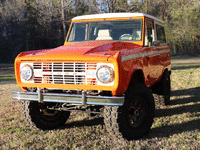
[72, 13, 163, 23]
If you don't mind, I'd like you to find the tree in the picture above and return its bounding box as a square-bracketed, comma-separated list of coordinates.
[0, 0, 27, 62]
[0, 0, 200, 63]
[166, 0, 200, 54]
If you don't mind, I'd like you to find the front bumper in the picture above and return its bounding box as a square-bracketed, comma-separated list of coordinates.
[12, 90, 125, 106]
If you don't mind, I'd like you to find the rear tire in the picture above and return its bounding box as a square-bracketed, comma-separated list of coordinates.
[152, 70, 171, 106]
[158, 70, 171, 105]
[161, 70, 171, 105]
[21, 101, 70, 130]
[104, 83, 155, 140]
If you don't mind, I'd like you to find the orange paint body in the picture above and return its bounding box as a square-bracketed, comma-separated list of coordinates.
[15, 14, 171, 96]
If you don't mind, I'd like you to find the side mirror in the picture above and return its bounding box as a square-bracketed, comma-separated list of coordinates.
[152, 40, 161, 46]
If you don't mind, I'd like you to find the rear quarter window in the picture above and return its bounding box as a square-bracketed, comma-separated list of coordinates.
[155, 24, 166, 43]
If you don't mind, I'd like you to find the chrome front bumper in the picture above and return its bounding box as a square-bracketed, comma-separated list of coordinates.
[12, 91, 125, 106]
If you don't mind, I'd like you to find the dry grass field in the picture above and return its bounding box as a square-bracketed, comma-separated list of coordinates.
[0, 57, 200, 149]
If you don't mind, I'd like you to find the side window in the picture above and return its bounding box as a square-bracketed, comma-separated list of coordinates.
[145, 20, 154, 47]
[155, 24, 166, 43]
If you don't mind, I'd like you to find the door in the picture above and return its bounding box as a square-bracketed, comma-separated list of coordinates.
[144, 19, 162, 85]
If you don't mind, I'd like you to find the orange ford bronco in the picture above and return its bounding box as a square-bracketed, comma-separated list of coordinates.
[13, 13, 171, 140]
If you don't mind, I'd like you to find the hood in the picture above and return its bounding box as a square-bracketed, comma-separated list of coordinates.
[17, 41, 142, 61]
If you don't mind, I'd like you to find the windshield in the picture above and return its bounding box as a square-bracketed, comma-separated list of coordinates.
[67, 20, 142, 42]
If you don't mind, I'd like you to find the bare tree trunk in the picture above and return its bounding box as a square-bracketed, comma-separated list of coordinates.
[100, 0, 102, 13]
[146, 0, 148, 13]
[61, 0, 66, 40]
[106, 0, 111, 12]
[173, 39, 176, 54]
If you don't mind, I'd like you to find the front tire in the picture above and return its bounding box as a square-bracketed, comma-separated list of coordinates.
[21, 101, 70, 130]
[104, 83, 155, 140]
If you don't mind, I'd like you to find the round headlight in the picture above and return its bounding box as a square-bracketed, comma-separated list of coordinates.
[20, 65, 33, 81]
[96, 66, 114, 83]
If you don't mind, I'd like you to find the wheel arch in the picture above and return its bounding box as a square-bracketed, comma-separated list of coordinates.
[129, 69, 145, 84]
[124, 69, 145, 93]
[150, 67, 170, 94]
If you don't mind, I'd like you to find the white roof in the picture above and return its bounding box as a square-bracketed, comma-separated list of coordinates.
[72, 13, 163, 23]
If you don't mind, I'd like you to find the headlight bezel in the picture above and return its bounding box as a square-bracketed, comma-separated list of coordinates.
[96, 65, 114, 84]
[20, 64, 33, 81]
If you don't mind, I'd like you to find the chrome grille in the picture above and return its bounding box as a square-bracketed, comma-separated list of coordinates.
[33, 62, 97, 85]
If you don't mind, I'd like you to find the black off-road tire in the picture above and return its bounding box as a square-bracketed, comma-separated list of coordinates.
[157, 70, 171, 106]
[160, 70, 171, 105]
[21, 101, 70, 130]
[151, 70, 171, 107]
[104, 83, 155, 140]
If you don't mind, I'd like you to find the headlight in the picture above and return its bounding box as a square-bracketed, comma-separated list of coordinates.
[96, 66, 114, 83]
[20, 65, 33, 81]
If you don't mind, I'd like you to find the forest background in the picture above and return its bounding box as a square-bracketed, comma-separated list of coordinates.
[0, 0, 200, 63]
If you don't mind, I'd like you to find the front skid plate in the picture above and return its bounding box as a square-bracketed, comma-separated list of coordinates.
[12, 91, 125, 106]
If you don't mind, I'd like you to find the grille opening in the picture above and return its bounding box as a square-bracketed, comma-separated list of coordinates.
[33, 62, 97, 85]
[53, 63, 62, 72]
[76, 75, 85, 84]
[43, 75, 52, 84]
[54, 75, 64, 84]
[33, 63, 42, 69]
[87, 64, 97, 70]
[34, 77, 42, 83]
[75, 63, 85, 72]
[87, 78, 97, 85]
[64, 75, 74, 84]
[43, 63, 52, 72]
[64, 63, 74, 72]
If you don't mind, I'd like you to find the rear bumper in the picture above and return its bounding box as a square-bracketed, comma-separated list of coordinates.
[12, 90, 125, 106]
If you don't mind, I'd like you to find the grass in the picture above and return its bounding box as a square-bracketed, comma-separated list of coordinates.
[0, 57, 200, 149]
[0, 76, 15, 81]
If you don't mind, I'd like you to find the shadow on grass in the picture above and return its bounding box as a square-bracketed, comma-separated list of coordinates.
[171, 65, 200, 70]
[156, 86, 200, 118]
[171, 96, 200, 106]
[170, 87, 200, 106]
[147, 118, 200, 139]
[155, 103, 200, 118]
[150, 87, 200, 138]
[60, 117, 104, 129]
[0, 80, 16, 85]
[171, 87, 200, 97]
